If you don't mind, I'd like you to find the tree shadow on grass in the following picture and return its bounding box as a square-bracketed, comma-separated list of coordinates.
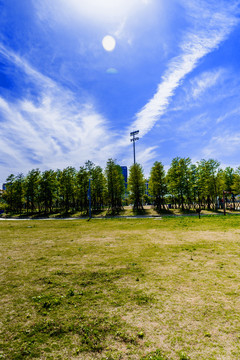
[132, 208, 147, 216]
[155, 208, 173, 215]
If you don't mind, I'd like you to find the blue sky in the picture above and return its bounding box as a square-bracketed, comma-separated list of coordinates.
[1, 0, 240, 184]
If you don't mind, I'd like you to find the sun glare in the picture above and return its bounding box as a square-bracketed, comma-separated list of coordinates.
[64, 0, 146, 23]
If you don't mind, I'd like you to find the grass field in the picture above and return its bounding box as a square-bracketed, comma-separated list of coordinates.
[1, 204, 239, 219]
[1, 216, 240, 359]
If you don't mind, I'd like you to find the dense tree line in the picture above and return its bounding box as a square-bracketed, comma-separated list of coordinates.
[1, 160, 125, 215]
[1, 157, 240, 214]
[149, 158, 240, 211]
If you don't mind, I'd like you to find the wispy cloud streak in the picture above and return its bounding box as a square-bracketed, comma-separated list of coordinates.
[0, 43, 113, 180]
[190, 69, 223, 100]
[0, 43, 55, 90]
[130, 1, 239, 136]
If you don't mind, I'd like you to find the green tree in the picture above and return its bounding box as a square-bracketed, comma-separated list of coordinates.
[91, 165, 106, 211]
[194, 162, 205, 206]
[3, 173, 25, 213]
[224, 167, 235, 192]
[105, 159, 125, 213]
[25, 169, 41, 213]
[223, 166, 235, 208]
[76, 166, 89, 212]
[85, 160, 95, 174]
[14, 173, 25, 214]
[149, 161, 167, 210]
[188, 164, 199, 207]
[233, 167, 240, 194]
[198, 159, 220, 210]
[59, 167, 77, 213]
[3, 174, 16, 212]
[39, 170, 58, 213]
[194, 159, 223, 210]
[128, 163, 145, 210]
[167, 157, 192, 210]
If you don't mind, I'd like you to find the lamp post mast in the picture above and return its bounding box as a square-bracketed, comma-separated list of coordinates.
[130, 130, 139, 164]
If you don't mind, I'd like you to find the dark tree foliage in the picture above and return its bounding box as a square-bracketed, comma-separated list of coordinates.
[105, 159, 125, 213]
[128, 163, 145, 210]
[3, 174, 16, 212]
[2, 157, 240, 214]
[149, 161, 167, 210]
[91, 165, 106, 211]
[76, 166, 89, 212]
[39, 170, 58, 214]
[59, 167, 76, 213]
[25, 169, 41, 212]
[167, 157, 191, 210]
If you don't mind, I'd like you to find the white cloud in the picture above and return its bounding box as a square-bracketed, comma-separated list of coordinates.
[216, 107, 240, 124]
[191, 69, 224, 99]
[1, 0, 240, 184]
[137, 146, 159, 177]
[177, 113, 210, 136]
[0, 94, 112, 177]
[137, 145, 158, 164]
[0, 44, 116, 181]
[0, 43, 55, 90]
[120, 145, 158, 178]
[35, 0, 152, 30]
[202, 132, 240, 159]
[129, 0, 239, 137]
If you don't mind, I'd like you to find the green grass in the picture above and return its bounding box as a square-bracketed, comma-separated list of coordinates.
[1, 216, 240, 359]
[2, 204, 238, 219]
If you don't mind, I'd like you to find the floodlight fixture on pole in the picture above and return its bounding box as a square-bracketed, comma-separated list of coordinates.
[130, 130, 139, 164]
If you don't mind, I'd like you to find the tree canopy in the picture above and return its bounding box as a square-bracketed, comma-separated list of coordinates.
[1, 157, 240, 214]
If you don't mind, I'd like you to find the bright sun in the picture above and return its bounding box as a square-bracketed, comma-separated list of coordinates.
[102, 35, 116, 51]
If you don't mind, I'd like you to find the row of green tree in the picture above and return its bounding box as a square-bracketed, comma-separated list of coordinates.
[1, 157, 240, 214]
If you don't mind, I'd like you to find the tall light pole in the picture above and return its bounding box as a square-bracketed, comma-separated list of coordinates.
[130, 130, 139, 164]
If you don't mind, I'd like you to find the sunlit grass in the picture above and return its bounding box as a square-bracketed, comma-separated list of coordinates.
[2, 204, 239, 219]
[1, 216, 240, 359]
